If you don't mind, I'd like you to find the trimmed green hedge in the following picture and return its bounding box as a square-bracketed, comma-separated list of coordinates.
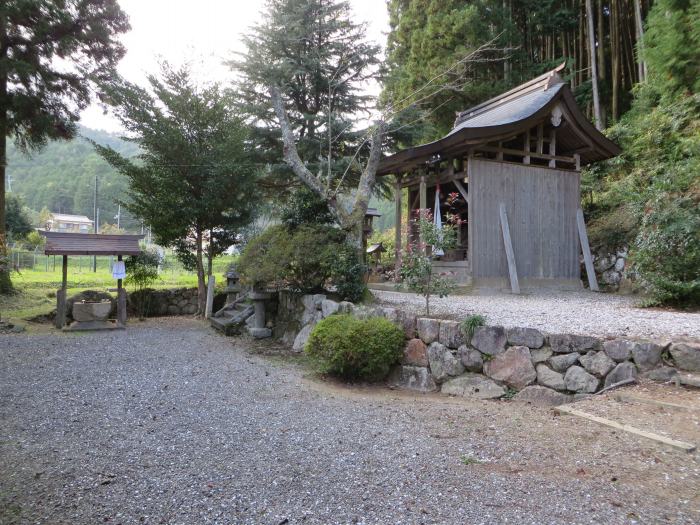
[305, 314, 404, 381]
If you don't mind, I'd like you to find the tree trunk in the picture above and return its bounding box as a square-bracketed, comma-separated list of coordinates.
[0, 15, 11, 298]
[195, 228, 206, 316]
[633, 0, 646, 82]
[585, 0, 603, 130]
[611, 0, 620, 121]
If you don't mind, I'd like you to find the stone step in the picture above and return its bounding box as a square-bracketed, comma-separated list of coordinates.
[210, 304, 254, 336]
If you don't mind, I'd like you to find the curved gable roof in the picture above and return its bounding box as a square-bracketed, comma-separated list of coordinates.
[378, 65, 621, 176]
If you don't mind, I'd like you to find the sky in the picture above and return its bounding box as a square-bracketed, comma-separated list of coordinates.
[81, 0, 390, 133]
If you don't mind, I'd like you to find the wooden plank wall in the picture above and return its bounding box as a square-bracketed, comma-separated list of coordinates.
[470, 159, 580, 281]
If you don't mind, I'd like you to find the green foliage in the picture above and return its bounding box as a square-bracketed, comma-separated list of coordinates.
[94, 63, 260, 312]
[4, 194, 32, 241]
[643, 0, 700, 97]
[305, 314, 404, 381]
[382, 0, 577, 142]
[367, 227, 397, 266]
[125, 249, 162, 319]
[23, 231, 45, 251]
[460, 314, 486, 343]
[237, 224, 366, 301]
[279, 186, 334, 228]
[582, 1, 700, 306]
[398, 212, 458, 315]
[6, 127, 141, 231]
[230, 0, 381, 192]
[328, 247, 367, 304]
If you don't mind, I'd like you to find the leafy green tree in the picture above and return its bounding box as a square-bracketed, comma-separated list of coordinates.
[0, 0, 130, 294]
[399, 211, 459, 315]
[94, 63, 259, 315]
[230, 0, 381, 191]
[125, 248, 162, 320]
[584, 0, 700, 306]
[4, 193, 31, 241]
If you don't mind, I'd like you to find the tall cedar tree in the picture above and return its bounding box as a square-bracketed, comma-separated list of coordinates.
[583, 0, 700, 305]
[94, 64, 259, 315]
[230, 0, 380, 195]
[382, 0, 656, 142]
[0, 0, 129, 296]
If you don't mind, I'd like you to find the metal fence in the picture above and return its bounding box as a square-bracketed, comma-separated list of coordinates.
[7, 243, 235, 277]
[7, 243, 189, 275]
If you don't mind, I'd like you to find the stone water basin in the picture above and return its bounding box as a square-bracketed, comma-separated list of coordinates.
[72, 301, 112, 322]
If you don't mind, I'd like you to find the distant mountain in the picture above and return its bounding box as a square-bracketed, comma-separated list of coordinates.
[6, 126, 142, 231]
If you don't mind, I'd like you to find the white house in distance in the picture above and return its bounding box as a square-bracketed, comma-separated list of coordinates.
[45, 213, 94, 234]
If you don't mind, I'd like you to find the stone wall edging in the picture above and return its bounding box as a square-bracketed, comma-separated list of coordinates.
[277, 292, 700, 405]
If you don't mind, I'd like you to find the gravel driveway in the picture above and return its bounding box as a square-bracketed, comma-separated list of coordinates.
[373, 289, 700, 340]
[1, 319, 698, 524]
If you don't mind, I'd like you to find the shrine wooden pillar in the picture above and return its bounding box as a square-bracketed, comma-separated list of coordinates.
[394, 176, 402, 281]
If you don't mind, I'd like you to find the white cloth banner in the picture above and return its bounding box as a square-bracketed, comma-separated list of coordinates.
[112, 260, 126, 279]
[433, 188, 444, 256]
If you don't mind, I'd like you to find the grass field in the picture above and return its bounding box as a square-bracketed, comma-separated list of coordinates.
[1, 254, 236, 323]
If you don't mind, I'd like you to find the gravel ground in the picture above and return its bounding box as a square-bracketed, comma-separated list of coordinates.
[373, 289, 700, 340]
[1, 318, 699, 524]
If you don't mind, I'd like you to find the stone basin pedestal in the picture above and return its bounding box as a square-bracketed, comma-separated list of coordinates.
[65, 301, 122, 331]
[247, 291, 272, 339]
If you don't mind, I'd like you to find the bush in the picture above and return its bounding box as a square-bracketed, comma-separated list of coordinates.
[305, 314, 404, 381]
[279, 186, 334, 228]
[237, 224, 367, 301]
[125, 249, 162, 319]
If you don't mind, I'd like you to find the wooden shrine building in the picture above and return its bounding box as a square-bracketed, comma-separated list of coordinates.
[379, 64, 621, 292]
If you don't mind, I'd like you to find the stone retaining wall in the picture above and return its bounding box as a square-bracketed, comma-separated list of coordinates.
[590, 246, 630, 290]
[275, 291, 699, 406]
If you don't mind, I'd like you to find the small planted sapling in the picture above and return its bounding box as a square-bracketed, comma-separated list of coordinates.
[398, 207, 460, 315]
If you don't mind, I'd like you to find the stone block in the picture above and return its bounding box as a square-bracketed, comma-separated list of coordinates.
[603, 339, 635, 362]
[483, 346, 537, 390]
[631, 342, 664, 371]
[248, 327, 272, 339]
[458, 345, 483, 373]
[514, 385, 572, 406]
[579, 351, 616, 378]
[440, 373, 505, 399]
[507, 327, 545, 349]
[321, 299, 340, 318]
[337, 301, 354, 314]
[417, 318, 440, 344]
[643, 366, 678, 382]
[548, 352, 580, 372]
[670, 343, 700, 372]
[427, 342, 464, 383]
[564, 366, 600, 393]
[388, 366, 437, 393]
[471, 326, 507, 356]
[536, 364, 566, 392]
[439, 320, 465, 348]
[549, 334, 601, 353]
[398, 311, 417, 339]
[604, 361, 638, 388]
[292, 323, 315, 353]
[530, 347, 553, 364]
[403, 339, 429, 367]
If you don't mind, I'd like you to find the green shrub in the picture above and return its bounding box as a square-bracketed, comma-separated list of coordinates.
[460, 314, 486, 343]
[125, 248, 162, 319]
[305, 314, 404, 381]
[279, 186, 334, 228]
[237, 223, 367, 301]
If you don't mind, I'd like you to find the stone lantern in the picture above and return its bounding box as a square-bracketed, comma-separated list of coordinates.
[225, 265, 242, 305]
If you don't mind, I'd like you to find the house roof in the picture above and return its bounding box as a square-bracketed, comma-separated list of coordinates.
[378, 64, 621, 176]
[41, 231, 144, 256]
[50, 213, 94, 224]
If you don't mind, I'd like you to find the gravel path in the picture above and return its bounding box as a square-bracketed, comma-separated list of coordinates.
[1, 319, 699, 524]
[373, 289, 700, 340]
